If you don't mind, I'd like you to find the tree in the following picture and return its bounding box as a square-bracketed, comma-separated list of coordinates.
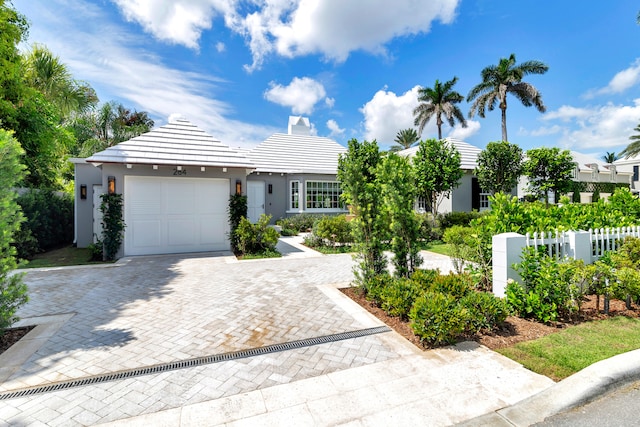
[467, 54, 549, 142]
[338, 139, 387, 285]
[601, 151, 618, 163]
[0, 130, 29, 336]
[522, 147, 575, 207]
[389, 128, 419, 152]
[378, 153, 422, 277]
[413, 138, 463, 216]
[413, 77, 467, 139]
[475, 141, 523, 195]
[23, 44, 98, 118]
[620, 124, 640, 159]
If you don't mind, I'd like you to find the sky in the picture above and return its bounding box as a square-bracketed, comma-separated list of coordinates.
[12, 0, 640, 157]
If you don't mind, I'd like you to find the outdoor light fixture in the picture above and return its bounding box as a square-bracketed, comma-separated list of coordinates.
[235, 179, 242, 195]
[268, 184, 273, 194]
[108, 176, 116, 194]
[222, 167, 227, 172]
[80, 184, 87, 200]
[153, 165, 158, 170]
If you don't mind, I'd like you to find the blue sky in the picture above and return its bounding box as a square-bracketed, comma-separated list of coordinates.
[13, 0, 640, 157]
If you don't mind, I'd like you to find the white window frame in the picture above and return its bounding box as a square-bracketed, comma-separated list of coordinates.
[304, 180, 344, 212]
[609, 165, 616, 182]
[289, 180, 301, 212]
[479, 192, 491, 211]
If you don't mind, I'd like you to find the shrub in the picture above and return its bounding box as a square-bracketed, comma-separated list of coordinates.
[439, 211, 483, 230]
[460, 291, 509, 333]
[378, 278, 421, 319]
[100, 193, 125, 261]
[363, 273, 395, 305]
[312, 215, 353, 245]
[428, 272, 473, 299]
[409, 291, 469, 346]
[276, 214, 322, 232]
[0, 274, 28, 337]
[235, 214, 280, 255]
[228, 194, 247, 252]
[410, 268, 440, 290]
[15, 189, 74, 259]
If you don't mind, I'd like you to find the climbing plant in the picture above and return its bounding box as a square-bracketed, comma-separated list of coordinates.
[100, 193, 125, 261]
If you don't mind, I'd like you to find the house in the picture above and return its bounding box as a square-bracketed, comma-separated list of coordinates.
[399, 138, 489, 213]
[72, 118, 254, 257]
[613, 154, 640, 195]
[245, 116, 348, 222]
[517, 151, 632, 203]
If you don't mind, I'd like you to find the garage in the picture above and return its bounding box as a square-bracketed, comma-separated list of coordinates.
[124, 176, 230, 256]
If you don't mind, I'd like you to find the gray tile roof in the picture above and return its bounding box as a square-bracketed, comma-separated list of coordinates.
[248, 133, 347, 174]
[86, 119, 254, 168]
[399, 138, 482, 170]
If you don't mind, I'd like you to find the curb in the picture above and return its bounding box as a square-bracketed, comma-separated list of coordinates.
[457, 348, 640, 426]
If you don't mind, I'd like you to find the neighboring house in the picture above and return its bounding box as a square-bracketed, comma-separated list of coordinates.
[399, 138, 489, 214]
[613, 154, 640, 195]
[245, 116, 348, 222]
[517, 151, 632, 203]
[72, 118, 254, 257]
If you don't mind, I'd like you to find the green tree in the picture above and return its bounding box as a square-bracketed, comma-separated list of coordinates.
[467, 54, 549, 142]
[601, 151, 618, 163]
[338, 139, 387, 285]
[0, 1, 28, 130]
[413, 77, 467, 139]
[620, 123, 640, 159]
[389, 128, 419, 152]
[0, 130, 29, 336]
[523, 147, 575, 207]
[23, 44, 98, 118]
[413, 138, 463, 216]
[378, 153, 422, 277]
[475, 141, 523, 195]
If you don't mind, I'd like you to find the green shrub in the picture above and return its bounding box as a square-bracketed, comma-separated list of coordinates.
[409, 291, 469, 346]
[87, 240, 103, 261]
[15, 189, 74, 259]
[279, 228, 298, 236]
[313, 215, 353, 245]
[378, 278, 421, 319]
[0, 274, 28, 336]
[439, 211, 483, 230]
[228, 194, 247, 252]
[428, 272, 473, 298]
[276, 214, 322, 232]
[363, 273, 395, 304]
[460, 291, 509, 333]
[100, 193, 125, 261]
[410, 268, 440, 290]
[235, 214, 280, 255]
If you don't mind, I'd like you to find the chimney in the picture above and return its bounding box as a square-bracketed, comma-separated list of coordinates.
[288, 116, 311, 135]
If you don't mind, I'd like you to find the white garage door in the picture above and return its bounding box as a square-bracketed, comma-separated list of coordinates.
[124, 176, 230, 256]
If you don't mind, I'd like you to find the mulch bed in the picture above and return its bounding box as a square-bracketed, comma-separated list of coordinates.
[340, 287, 640, 351]
[0, 326, 35, 355]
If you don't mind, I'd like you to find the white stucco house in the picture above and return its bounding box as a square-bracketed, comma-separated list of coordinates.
[613, 154, 640, 195]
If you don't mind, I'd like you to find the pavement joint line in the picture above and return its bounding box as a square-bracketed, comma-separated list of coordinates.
[0, 326, 391, 401]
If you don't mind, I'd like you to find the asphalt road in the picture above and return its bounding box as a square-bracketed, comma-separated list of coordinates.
[535, 380, 640, 426]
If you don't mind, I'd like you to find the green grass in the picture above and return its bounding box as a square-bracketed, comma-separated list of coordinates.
[421, 242, 453, 257]
[19, 245, 107, 269]
[309, 245, 354, 255]
[498, 316, 640, 381]
[240, 249, 282, 260]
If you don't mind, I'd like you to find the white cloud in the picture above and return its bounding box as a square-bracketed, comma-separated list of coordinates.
[447, 120, 480, 141]
[264, 77, 327, 115]
[19, 0, 276, 148]
[326, 119, 345, 137]
[542, 100, 640, 150]
[109, 0, 460, 70]
[325, 97, 335, 108]
[215, 41, 226, 52]
[360, 86, 422, 143]
[585, 59, 640, 98]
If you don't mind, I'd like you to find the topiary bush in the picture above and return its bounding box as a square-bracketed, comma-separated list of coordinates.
[409, 291, 469, 346]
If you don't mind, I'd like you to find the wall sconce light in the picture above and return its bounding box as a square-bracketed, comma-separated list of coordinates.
[153, 165, 158, 170]
[235, 179, 242, 195]
[222, 167, 227, 173]
[268, 184, 273, 194]
[202, 167, 207, 172]
[108, 176, 116, 194]
[80, 184, 87, 200]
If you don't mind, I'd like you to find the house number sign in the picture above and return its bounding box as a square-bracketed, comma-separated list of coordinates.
[173, 168, 187, 176]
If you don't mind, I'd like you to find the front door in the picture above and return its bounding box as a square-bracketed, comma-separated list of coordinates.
[247, 180, 265, 223]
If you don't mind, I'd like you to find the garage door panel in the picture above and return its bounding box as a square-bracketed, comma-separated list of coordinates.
[124, 176, 230, 256]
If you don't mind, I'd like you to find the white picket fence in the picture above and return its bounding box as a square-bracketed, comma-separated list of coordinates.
[492, 226, 640, 297]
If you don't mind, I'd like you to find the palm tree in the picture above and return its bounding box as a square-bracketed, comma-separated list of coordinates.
[413, 77, 467, 139]
[23, 44, 98, 117]
[467, 53, 549, 142]
[620, 124, 640, 159]
[601, 151, 618, 163]
[390, 128, 419, 152]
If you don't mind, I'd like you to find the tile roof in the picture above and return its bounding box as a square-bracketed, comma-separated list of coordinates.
[247, 133, 347, 174]
[86, 118, 254, 168]
[399, 138, 482, 170]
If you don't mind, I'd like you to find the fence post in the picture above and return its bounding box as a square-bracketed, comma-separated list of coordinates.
[492, 232, 527, 298]
[565, 230, 592, 264]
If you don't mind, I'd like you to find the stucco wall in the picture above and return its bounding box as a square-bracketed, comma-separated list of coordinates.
[73, 160, 103, 248]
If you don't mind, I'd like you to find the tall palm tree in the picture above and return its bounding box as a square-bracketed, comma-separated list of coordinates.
[620, 124, 640, 159]
[467, 53, 549, 142]
[413, 77, 467, 139]
[390, 128, 419, 152]
[23, 44, 97, 117]
[601, 151, 618, 163]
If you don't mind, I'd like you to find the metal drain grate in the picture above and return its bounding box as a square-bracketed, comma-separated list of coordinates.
[0, 325, 390, 400]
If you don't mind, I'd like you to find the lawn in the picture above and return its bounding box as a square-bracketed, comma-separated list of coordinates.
[421, 241, 453, 257]
[498, 316, 640, 381]
[19, 245, 106, 268]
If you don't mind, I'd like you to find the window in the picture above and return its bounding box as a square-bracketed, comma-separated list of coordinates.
[305, 181, 342, 209]
[571, 162, 579, 180]
[414, 196, 428, 213]
[479, 193, 491, 211]
[290, 180, 300, 210]
[591, 164, 599, 182]
[634, 166, 639, 182]
[609, 165, 616, 182]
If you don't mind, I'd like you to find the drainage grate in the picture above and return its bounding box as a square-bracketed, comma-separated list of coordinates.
[0, 325, 390, 400]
